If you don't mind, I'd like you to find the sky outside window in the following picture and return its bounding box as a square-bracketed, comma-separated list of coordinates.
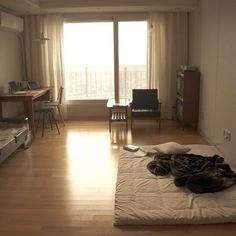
[63, 21, 147, 100]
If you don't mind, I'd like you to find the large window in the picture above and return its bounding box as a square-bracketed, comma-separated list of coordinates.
[64, 22, 114, 100]
[64, 20, 147, 101]
[119, 21, 147, 99]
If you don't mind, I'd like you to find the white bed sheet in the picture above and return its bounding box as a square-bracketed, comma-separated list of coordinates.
[114, 145, 236, 225]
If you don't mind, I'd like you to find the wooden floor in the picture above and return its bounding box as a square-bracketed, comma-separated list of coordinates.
[0, 120, 235, 235]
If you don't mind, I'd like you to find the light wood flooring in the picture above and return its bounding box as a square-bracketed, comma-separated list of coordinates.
[0, 120, 235, 235]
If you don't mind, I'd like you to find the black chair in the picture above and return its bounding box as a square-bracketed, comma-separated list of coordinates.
[130, 89, 162, 129]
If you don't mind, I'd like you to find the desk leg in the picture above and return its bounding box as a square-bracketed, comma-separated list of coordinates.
[24, 99, 36, 138]
[0, 102, 2, 118]
[109, 108, 112, 132]
[125, 107, 128, 131]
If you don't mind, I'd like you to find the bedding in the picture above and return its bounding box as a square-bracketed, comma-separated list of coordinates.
[0, 118, 28, 164]
[147, 153, 236, 193]
[114, 145, 236, 225]
[152, 142, 191, 155]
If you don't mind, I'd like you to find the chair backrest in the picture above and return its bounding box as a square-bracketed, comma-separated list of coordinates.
[132, 89, 159, 109]
[56, 86, 64, 105]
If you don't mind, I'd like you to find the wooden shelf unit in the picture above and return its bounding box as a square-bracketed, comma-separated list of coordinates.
[176, 70, 200, 129]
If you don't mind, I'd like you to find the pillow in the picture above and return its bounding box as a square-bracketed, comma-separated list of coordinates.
[153, 142, 191, 155]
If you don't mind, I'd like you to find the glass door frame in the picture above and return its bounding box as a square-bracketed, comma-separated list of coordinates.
[64, 13, 147, 102]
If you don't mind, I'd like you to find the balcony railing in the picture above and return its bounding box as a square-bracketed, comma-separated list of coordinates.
[65, 65, 147, 100]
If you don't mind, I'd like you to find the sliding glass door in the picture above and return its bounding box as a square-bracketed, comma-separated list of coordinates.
[119, 21, 148, 99]
[64, 19, 147, 101]
[64, 22, 114, 100]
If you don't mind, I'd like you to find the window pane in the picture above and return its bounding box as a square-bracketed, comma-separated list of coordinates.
[119, 21, 148, 99]
[64, 22, 114, 100]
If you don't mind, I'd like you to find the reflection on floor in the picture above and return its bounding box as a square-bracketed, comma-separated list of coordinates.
[0, 120, 234, 236]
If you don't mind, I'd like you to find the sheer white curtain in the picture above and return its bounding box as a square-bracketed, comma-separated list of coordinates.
[24, 15, 45, 83]
[24, 14, 67, 119]
[147, 12, 188, 119]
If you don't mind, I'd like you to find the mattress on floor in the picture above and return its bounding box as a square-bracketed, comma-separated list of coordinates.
[114, 145, 236, 225]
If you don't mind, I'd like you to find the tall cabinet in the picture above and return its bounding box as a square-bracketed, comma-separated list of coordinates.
[176, 70, 200, 129]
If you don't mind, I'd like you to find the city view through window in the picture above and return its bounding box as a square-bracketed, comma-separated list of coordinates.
[64, 21, 147, 100]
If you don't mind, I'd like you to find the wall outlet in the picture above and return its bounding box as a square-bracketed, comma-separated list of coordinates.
[223, 128, 231, 142]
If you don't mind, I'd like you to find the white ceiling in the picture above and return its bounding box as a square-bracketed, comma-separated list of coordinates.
[0, 0, 198, 15]
[0, 0, 40, 14]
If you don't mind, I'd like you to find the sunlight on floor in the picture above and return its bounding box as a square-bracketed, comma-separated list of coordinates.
[65, 130, 117, 200]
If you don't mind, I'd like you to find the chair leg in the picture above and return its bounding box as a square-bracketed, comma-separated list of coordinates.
[159, 118, 161, 130]
[57, 106, 65, 126]
[42, 111, 46, 137]
[36, 111, 42, 133]
[50, 110, 60, 135]
[48, 110, 53, 130]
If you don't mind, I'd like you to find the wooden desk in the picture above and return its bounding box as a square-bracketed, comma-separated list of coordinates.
[0, 88, 51, 138]
[107, 99, 129, 132]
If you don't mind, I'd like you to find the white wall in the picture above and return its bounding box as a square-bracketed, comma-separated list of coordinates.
[189, 0, 236, 166]
[0, 29, 23, 117]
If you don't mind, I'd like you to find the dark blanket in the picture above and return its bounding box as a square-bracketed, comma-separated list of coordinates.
[147, 153, 236, 194]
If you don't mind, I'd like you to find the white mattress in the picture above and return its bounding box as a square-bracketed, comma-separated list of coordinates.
[114, 145, 236, 225]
